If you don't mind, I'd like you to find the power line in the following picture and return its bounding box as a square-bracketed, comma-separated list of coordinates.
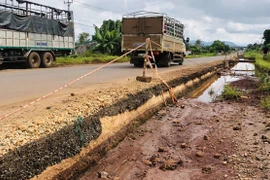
[75, 22, 94, 28]
[75, 18, 99, 24]
[73, 0, 122, 14]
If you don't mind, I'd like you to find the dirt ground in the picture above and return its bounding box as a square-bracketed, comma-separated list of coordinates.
[0, 60, 229, 180]
[79, 77, 270, 180]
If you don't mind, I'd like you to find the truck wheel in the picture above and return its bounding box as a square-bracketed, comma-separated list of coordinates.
[179, 60, 184, 65]
[164, 53, 171, 67]
[27, 52, 41, 68]
[41, 52, 54, 68]
[133, 60, 144, 67]
[134, 62, 144, 67]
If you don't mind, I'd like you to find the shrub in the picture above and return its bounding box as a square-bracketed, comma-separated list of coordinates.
[222, 85, 242, 100]
[261, 96, 270, 109]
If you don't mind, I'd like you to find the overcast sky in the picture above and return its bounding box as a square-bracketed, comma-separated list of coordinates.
[33, 0, 270, 46]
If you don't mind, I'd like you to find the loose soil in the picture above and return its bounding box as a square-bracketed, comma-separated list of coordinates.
[80, 78, 270, 180]
[0, 60, 227, 180]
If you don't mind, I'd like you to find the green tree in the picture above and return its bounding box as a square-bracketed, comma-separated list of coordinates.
[210, 40, 226, 53]
[246, 43, 262, 52]
[263, 29, 270, 46]
[99, 19, 121, 33]
[195, 39, 202, 47]
[189, 39, 203, 55]
[190, 45, 201, 55]
[92, 20, 122, 55]
[224, 45, 230, 53]
[78, 32, 90, 44]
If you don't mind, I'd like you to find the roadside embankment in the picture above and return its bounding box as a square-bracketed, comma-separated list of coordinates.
[0, 57, 236, 180]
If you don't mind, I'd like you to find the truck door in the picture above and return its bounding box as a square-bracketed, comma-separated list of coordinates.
[139, 17, 163, 34]
[138, 18, 145, 34]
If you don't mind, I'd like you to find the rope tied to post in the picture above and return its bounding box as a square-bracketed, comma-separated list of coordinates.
[142, 38, 178, 104]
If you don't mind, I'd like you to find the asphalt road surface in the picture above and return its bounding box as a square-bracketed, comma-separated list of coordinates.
[0, 56, 225, 107]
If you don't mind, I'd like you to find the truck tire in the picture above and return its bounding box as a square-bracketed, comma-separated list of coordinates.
[27, 52, 41, 68]
[179, 60, 184, 65]
[41, 52, 54, 68]
[163, 53, 171, 67]
[157, 52, 171, 67]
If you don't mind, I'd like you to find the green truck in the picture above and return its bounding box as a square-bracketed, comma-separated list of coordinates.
[0, 0, 74, 68]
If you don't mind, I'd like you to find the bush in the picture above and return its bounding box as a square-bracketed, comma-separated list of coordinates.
[261, 96, 270, 109]
[222, 85, 242, 100]
[258, 72, 270, 91]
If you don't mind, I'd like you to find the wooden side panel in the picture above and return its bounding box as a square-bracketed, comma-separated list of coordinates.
[162, 35, 186, 53]
[122, 17, 163, 35]
[122, 35, 162, 51]
[122, 35, 186, 53]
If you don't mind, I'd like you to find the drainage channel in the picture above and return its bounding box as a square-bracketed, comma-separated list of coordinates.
[0, 59, 237, 180]
[188, 62, 255, 103]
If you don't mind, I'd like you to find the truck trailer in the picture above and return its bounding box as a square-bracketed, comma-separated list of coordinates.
[0, 0, 74, 68]
[122, 11, 189, 67]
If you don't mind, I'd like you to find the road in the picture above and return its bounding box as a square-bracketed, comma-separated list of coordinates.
[0, 56, 225, 107]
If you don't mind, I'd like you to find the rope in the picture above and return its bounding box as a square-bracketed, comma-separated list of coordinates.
[143, 38, 177, 103]
[0, 43, 146, 121]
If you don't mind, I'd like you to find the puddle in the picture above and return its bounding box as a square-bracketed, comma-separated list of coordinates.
[231, 62, 255, 76]
[189, 62, 255, 103]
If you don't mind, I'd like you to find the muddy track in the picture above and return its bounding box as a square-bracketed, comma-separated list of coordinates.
[0, 61, 235, 180]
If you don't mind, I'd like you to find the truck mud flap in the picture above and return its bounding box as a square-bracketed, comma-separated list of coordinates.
[0, 58, 3, 65]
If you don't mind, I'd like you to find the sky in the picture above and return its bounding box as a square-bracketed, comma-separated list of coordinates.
[30, 0, 270, 46]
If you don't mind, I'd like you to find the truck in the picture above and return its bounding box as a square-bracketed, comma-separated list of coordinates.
[0, 0, 74, 68]
[121, 11, 189, 67]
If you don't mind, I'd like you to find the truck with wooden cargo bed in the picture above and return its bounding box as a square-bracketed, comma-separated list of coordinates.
[121, 11, 189, 67]
[0, 0, 74, 68]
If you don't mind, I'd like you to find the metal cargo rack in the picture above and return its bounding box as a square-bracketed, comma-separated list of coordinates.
[122, 11, 184, 39]
[0, 0, 73, 22]
[122, 11, 167, 18]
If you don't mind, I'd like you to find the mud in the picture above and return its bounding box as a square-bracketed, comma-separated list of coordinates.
[0, 60, 234, 180]
[80, 77, 270, 180]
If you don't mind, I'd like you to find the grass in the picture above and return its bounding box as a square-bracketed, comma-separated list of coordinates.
[244, 51, 270, 72]
[261, 95, 270, 110]
[55, 53, 129, 66]
[222, 85, 242, 100]
[244, 51, 270, 91]
[244, 51, 270, 109]
[186, 53, 217, 58]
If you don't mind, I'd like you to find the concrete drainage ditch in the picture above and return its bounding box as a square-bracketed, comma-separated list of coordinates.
[0, 59, 237, 180]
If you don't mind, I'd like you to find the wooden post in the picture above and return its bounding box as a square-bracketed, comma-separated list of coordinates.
[26, 2, 28, 16]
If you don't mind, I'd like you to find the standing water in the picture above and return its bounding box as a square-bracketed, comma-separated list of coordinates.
[189, 62, 255, 103]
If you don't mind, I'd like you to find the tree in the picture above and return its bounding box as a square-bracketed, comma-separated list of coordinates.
[263, 29, 270, 46]
[246, 43, 262, 52]
[92, 20, 122, 55]
[78, 32, 90, 44]
[210, 40, 226, 53]
[195, 39, 202, 47]
[224, 45, 230, 53]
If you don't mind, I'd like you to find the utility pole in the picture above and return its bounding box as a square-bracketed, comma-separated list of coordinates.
[64, 0, 73, 11]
